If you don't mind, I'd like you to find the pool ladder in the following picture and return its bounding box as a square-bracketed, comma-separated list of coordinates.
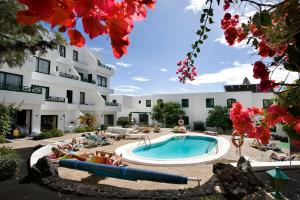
[205, 141, 218, 154]
[138, 135, 151, 147]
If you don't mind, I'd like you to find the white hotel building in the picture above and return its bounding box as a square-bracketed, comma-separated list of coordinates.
[0, 45, 120, 134]
[0, 45, 283, 136]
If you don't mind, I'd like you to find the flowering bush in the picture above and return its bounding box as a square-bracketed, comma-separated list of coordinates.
[16, 0, 156, 58]
[230, 102, 300, 145]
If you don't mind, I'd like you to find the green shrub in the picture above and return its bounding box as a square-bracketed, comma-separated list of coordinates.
[0, 134, 6, 143]
[73, 127, 86, 133]
[0, 146, 19, 180]
[117, 117, 130, 128]
[85, 126, 95, 132]
[193, 121, 206, 131]
[48, 129, 63, 137]
[33, 129, 63, 140]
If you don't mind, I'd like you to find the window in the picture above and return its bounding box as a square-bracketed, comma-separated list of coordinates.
[263, 99, 273, 109]
[157, 99, 163, 105]
[97, 75, 107, 87]
[73, 50, 78, 61]
[227, 98, 237, 108]
[80, 92, 85, 104]
[181, 99, 189, 108]
[206, 98, 214, 108]
[36, 57, 50, 74]
[0, 72, 23, 90]
[112, 99, 117, 104]
[59, 45, 66, 57]
[139, 100, 141, 104]
[182, 116, 189, 125]
[146, 100, 151, 107]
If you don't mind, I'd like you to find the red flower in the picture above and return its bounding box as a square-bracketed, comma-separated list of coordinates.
[224, 13, 231, 20]
[225, 27, 238, 46]
[258, 79, 275, 92]
[68, 29, 85, 47]
[223, 0, 230, 11]
[253, 61, 269, 80]
[294, 123, 300, 134]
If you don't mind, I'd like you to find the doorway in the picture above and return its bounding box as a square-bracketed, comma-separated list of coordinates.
[104, 115, 114, 126]
[67, 90, 73, 104]
[41, 115, 58, 131]
[139, 114, 149, 125]
[11, 110, 32, 135]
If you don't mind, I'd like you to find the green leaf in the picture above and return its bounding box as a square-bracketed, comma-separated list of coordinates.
[260, 11, 272, 27]
[205, 27, 211, 32]
[203, 34, 208, 40]
[193, 53, 197, 58]
[196, 47, 200, 53]
[207, 8, 213, 16]
[209, 17, 214, 24]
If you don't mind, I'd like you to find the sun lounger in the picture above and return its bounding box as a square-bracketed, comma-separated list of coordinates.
[83, 134, 110, 146]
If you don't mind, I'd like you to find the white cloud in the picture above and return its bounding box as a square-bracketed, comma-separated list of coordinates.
[132, 76, 150, 82]
[167, 77, 178, 82]
[114, 85, 141, 93]
[185, 0, 206, 13]
[89, 47, 103, 52]
[116, 62, 132, 68]
[188, 62, 299, 86]
[160, 68, 168, 72]
[179, 88, 190, 92]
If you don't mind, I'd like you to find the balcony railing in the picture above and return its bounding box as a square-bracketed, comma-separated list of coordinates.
[97, 60, 112, 70]
[46, 96, 65, 103]
[0, 84, 42, 94]
[59, 72, 79, 80]
[105, 102, 118, 106]
[81, 78, 96, 84]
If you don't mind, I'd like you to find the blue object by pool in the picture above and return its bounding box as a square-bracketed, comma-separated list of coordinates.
[59, 159, 188, 184]
[132, 135, 217, 159]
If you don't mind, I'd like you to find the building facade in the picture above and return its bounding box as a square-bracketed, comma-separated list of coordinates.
[112, 86, 284, 136]
[0, 45, 120, 134]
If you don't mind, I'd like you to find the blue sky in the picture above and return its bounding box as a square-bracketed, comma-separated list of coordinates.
[83, 0, 297, 95]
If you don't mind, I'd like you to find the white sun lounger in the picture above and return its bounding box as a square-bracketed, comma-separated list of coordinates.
[230, 160, 300, 171]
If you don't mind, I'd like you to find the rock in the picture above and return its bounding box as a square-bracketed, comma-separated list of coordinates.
[27, 156, 58, 182]
[213, 156, 264, 200]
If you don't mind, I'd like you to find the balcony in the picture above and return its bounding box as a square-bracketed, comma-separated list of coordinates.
[81, 78, 96, 84]
[46, 96, 65, 103]
[97, 60, 112, 70]
[105, 102, 118, 106]
[59, 72, 79, 81]
[0, 84, 42, 94]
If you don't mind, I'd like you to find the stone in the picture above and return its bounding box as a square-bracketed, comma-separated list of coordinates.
[212, 156, 264, 200]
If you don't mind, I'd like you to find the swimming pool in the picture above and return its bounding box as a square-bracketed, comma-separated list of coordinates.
[115, 133, 230, 166]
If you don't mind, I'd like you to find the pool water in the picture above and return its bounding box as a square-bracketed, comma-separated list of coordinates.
[132, 135, 217, 159]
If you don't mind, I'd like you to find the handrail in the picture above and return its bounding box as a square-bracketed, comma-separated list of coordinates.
[59, 72, 79, 80]
[81, 78, 96, 84]
[46, 96, 65, 102]
[97, 60, 112, 70]
[205, 140, 218, 154]
[105, 102, 118, 106]
[0, 83, 42, 94]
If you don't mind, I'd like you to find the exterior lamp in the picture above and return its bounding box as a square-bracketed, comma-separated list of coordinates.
[266, 167, 290, 199]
